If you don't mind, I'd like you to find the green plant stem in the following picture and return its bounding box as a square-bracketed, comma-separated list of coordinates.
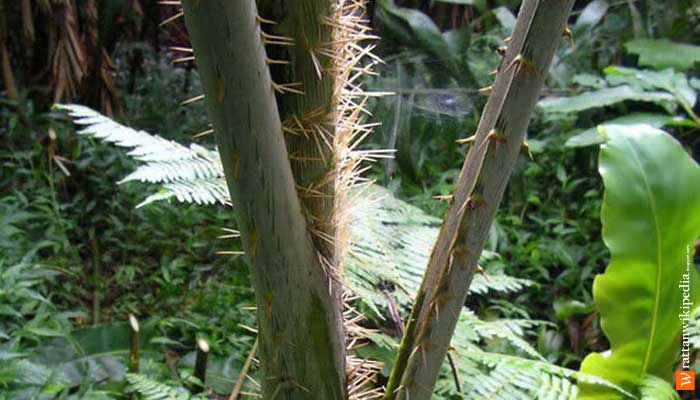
[192, 339, 209, 394]
[180, 2, 347, 399]
[384, 2, 575, 399]
[675, 92, 700, 126]
[128, 314, 139, 374]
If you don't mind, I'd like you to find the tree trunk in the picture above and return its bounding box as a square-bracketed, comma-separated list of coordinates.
[181, 2, 347, 399]
[384, 1, 575, 399]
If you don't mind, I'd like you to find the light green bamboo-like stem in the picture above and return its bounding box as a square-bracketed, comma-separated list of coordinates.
[181, 2, 347, 399]
[385, 1, 575, 399]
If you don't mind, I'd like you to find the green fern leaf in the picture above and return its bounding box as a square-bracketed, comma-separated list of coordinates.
[452, 349, 633, 400]
[56, 104, 227, 208]
[345, 185, 534, 312]
[125, 373, 197, 400]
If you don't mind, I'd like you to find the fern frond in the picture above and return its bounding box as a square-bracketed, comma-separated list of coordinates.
[374, 312, 629, 400]
[136, 177, 230, 208]
[365, 319, 629, 400]
[469, 273, 534, 296]
[57, 104, 206, 162]
[57, 104, 227, 209]
[120, 146, 221, 184]
[448, 349, 634, 400]
[125, 373, 199, 400]
[456, 311, 544, 360]
[344, 185, 534, 311]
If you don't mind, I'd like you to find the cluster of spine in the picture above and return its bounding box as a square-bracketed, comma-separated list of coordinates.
[319, 1, 390, 397]
[344, 292, 384, 400]
[324, 0, 392, 280]
[258, 0, 393, 290]
[258, 1, 391, 395]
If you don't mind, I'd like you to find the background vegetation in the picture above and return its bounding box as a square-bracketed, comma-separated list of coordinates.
[1, 0, 699, 398]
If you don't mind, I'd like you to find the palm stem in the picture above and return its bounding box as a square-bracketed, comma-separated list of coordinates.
[384, 2, 575, 399]
[181, 2, 347, 399]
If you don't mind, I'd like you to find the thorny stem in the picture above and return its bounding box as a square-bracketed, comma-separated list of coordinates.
[181, 1, 348, 399]
[384, 1, 575, 399]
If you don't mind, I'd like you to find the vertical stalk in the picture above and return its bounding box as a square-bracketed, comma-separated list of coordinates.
[1, 43, 18, 100]
[180, 2, 347, 399]
[0, 0, 18, 100]
[128, 314, 140, 374]
[21, 0, 34, 45]
[385, 1, 575, 399]
[192, 338, 209, 394]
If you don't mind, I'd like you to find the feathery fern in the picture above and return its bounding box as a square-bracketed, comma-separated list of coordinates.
[55, 104, 228, 208]
[126, 373, 204, 400]
[345, 185, 534, 312]
[366, 315, 631, 400]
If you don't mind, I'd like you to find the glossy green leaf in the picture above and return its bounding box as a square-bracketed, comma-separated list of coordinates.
[376, 0, 457, 75]
[33, 322, 159, 388]
[639, 374, 680, 400]
[565, 114, 674, 148]
[178, 350, 250, 394]
[554, 299, 595, 319]
[625, 39, 700, 71]
[579, 125, 700, 399]
[538, 86, 675, 113]
[572, 73, 608, 89]
[604, 66, 697, 108]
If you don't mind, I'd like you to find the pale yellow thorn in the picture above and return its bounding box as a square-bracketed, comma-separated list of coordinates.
[255, 15, 277, 25]
[216, 250, 245, 256]
[181, 94, 204, 106]
[192, 128, 214, 138]
[173, 56, 195, 64]
[456, 135, 476, 145]
[159, 11, 183, 27]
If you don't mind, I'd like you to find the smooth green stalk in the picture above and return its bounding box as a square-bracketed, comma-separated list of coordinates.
[385, 1, 575, 399]
[181, 2, 347, 399]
